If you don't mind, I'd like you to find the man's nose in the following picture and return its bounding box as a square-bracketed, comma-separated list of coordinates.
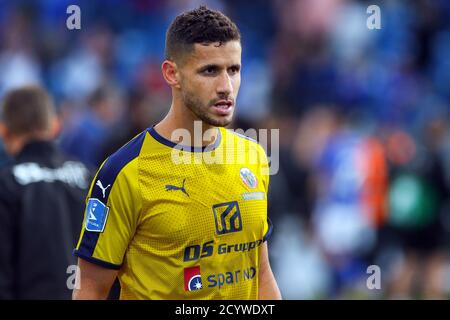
[216, 72, 233, 96]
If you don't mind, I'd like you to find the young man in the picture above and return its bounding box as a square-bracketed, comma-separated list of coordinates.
[73, 6, 281, 300]
[0, 86, 91, 299]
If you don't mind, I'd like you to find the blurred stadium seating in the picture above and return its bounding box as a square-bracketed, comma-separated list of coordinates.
[0, 0, 449, 299]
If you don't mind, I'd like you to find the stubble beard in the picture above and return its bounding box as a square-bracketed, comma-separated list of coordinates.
[182, 90, 233, 128]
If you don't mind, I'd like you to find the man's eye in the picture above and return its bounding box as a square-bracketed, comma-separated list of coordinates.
[203, 68, 216, 74]
[229, 67, 240, 74]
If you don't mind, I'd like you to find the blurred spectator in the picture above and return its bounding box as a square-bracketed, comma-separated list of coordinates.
[305, 108, 387, 297]
[0, 5, 42, 96]
[99, 89, 167, 162]
[0, 86, 91, 299]
[59, 83, 124, 168]
[380, 121, 450, 299]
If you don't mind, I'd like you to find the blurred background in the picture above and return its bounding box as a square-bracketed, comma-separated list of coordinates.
[1, 0, 450, 299]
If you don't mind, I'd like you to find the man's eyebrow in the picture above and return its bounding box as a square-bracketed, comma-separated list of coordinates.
[197, 63, 241, 72]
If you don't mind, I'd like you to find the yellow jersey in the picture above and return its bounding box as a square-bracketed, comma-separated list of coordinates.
[74, 126, 272, 299]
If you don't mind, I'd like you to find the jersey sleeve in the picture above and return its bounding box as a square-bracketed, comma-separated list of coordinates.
[73, 132, 145, 269]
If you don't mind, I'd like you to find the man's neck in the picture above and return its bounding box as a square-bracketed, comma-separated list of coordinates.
[5, 132, 53, 157]
[154, 103, 219, 148]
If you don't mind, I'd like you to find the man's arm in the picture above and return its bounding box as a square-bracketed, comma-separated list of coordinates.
[258, 242, 282, 300]
[72, 258, 118, 300]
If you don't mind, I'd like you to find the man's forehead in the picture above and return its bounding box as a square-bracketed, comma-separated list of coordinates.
[188, 40, 241, 65]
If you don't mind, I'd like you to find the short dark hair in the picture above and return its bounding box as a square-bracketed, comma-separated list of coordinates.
[1, 85, 55, 135]
[165, 5, 241, 63]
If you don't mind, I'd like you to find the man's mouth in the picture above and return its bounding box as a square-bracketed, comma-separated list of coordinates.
[211, 100, 234, 115]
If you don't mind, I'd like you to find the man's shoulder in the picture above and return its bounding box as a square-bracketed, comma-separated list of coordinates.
[0, 160, 24, 202]
[223, 127, 258, 142]
[94, 130, 147, 188]
[222, 128, 267, 157]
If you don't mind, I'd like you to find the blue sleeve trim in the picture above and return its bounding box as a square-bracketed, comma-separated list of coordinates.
[90, 131, 146, 202]
[78, 131, 146, 258]
[263, 218, 273, 242]
[73, 249, 121, 270]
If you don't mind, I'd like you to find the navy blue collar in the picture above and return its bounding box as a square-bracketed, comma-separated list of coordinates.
[18, 140, 58, 159]
[147, 126, 222, 152]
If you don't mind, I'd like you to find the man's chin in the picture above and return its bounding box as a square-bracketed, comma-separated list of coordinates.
[205, 116, 233, 127]
[197, 111, 234, 127]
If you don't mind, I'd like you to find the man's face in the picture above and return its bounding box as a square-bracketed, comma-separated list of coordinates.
[177, 40, 241, 127]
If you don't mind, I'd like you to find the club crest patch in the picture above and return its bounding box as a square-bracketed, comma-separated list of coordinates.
[240, 167, 258, 189]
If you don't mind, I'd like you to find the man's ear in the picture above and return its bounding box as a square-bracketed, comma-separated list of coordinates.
[0, 122, 9, 141]
[161, 60, 181, 89]
[0, 123, 14, 156]
[50, 116, 61, 139]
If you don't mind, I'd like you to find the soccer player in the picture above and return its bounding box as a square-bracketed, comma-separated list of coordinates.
[73, 6, 281, 300]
